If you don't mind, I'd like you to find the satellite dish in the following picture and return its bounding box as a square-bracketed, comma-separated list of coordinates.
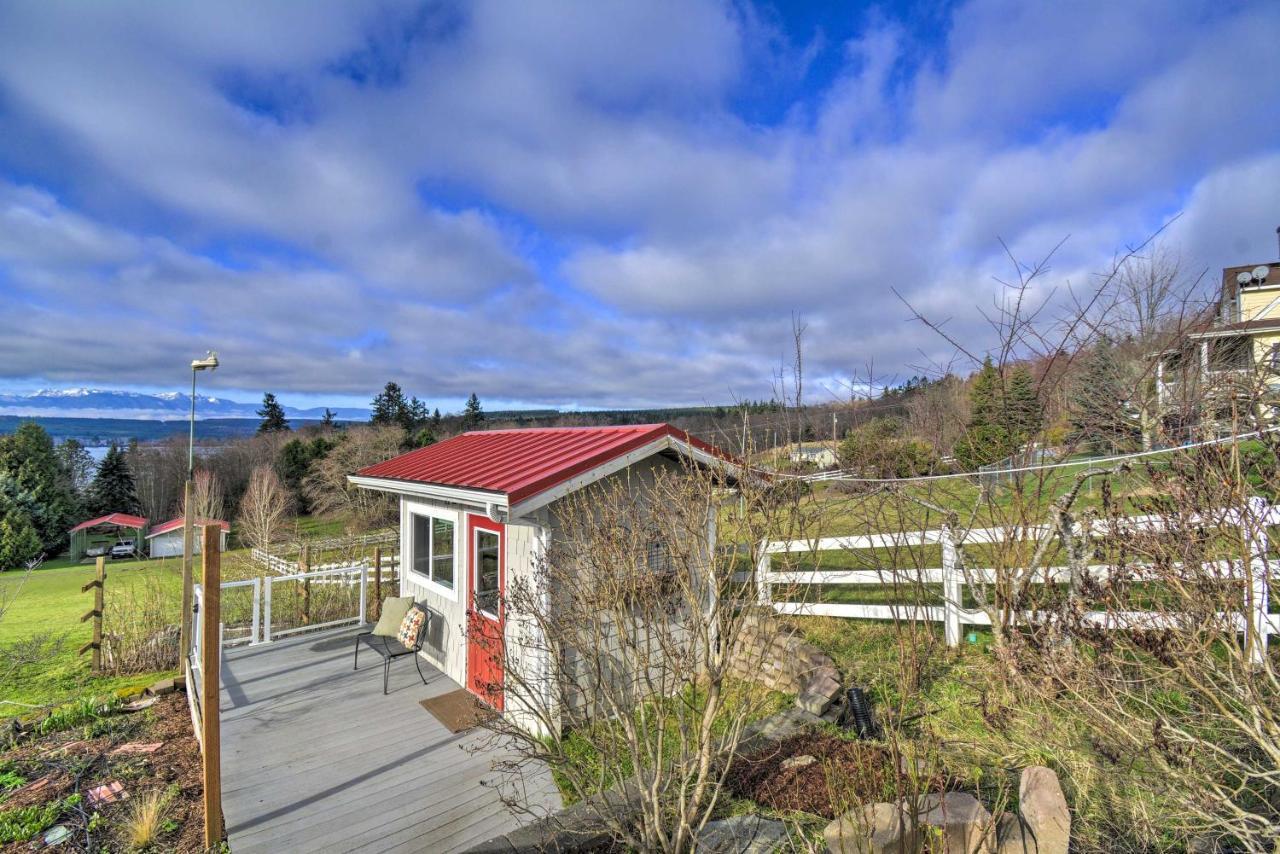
[1238, 271, 1254, 285]
[1252, 265, 1271, 282]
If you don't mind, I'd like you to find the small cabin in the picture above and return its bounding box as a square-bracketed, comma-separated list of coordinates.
[145, 518, 230, 557]
[349, 423, 734, 733]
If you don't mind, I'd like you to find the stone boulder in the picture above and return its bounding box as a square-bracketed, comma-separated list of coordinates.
[912, 792, 993, 853]
[996, 766, 1069, 854]
[824, 801, 908, 854]
[697, 814, 789, 853]
[824, 793, 993, 854]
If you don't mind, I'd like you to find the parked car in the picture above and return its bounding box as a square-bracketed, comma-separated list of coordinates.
[109, 540, 137, 559]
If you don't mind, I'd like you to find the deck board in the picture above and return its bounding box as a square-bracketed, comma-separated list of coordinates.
[220, 627, 560, 853]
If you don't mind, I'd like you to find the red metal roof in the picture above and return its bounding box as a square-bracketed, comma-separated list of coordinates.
[355, 424, 730, 506]
[69, 513, 148, 533]
[145, 518, 230, 538]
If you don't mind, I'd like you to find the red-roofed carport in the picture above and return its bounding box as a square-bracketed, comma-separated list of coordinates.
[68, 513, 149, 560]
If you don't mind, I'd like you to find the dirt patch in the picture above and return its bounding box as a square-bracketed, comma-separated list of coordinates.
[1, 693, 206, 852]
[726, 731, 946, 819]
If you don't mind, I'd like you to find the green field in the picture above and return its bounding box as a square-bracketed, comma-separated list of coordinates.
[0, 555, 183, 719]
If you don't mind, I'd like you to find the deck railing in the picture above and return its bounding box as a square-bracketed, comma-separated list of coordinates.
[193, 564, 376, 653]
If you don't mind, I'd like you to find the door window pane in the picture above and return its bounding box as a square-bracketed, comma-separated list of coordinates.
[476, 530, 500, 615]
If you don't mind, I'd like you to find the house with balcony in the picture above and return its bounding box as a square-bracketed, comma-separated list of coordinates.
[1155, 260, 1280, 432]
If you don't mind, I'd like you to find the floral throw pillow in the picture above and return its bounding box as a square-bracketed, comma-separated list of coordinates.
[396, 606, 427, 648]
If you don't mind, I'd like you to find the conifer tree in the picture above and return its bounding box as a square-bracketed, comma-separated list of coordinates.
[1070, 337, 1139, 452]
[0, 422, 79, 552]
[320, 408, 336, 428]
[462, 393, 484, 430]
[371, 382, 408, 427]
[87, 444, 141, 516]
[257, 392, 291, 434]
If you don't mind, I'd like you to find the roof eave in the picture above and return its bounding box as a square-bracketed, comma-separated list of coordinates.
[347, 474, 508, 511]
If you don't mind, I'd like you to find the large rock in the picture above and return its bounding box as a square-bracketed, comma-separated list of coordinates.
[912, 792, 993, 853]
[697, 814, 788, 853]
[824, 802, 908, 853]
[1013, 766, 1069, 854]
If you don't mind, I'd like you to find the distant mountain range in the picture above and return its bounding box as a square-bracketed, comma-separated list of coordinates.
[0, 388, 367, 421]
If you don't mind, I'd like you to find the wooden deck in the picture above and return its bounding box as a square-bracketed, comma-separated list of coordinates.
[219, 627, 561, 853]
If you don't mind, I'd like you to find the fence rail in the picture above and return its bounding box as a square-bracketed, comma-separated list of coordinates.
[750, 498, 1276, 664]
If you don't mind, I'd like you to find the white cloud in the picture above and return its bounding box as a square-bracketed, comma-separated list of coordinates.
[0, 0, 1276, 406]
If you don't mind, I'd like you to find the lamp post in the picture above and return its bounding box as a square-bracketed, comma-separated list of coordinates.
[179, 351, 219, 675]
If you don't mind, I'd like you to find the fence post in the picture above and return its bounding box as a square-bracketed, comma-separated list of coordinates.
[1241, 498, 1270, 666]
[300, 544, 311, 626]
[79, 557, 106, 671]
[250, 577, 261, 645]
[942, 526, 961, 648]
[755, 540, 772, 607]
[263, 577, 273, 643]
[199, 524, 223, 852]
[373, 546, 383, 619]
[359, 565, 369, 627]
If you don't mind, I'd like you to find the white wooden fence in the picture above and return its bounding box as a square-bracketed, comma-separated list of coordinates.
[751, 497, 1279, 664]
[250, 547, 399, 579]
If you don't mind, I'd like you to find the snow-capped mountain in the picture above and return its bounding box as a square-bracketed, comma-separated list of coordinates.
[0, 388, 365, 421]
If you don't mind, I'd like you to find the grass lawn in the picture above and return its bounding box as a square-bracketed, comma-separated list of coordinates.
[0, 555, 185, 720]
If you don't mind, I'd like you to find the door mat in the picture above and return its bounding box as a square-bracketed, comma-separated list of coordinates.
[420, 689, 495, 733]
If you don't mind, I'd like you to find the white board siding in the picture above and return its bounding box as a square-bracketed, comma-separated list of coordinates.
[148, 528, 227, 558]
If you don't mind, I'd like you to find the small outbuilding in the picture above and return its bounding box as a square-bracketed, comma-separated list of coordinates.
[349, 423, 736, 733]
[68, 513, 148, 560]
[145, 518, 230, 558]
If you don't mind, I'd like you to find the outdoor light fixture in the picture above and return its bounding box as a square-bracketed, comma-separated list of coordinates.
[189, 351, 218, 478]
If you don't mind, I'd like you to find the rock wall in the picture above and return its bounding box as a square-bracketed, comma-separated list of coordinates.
[729, 614, 844, 713]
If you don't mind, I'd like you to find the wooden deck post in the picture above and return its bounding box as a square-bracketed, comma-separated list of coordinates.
[200, 523, 223, 851]
[78, 557, 106, 671]
[179, 479, 194, 675]
[300, 544, 311, 625]
[373, 546, 382, 619]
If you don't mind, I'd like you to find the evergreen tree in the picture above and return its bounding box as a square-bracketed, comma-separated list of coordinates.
[257, 392, 291, 434]
[412, 427, 437, 448]
[371, 382, 408, 427]
[1005, 365, 1043, 444]
[0, 499, 41, 570]
[276, 435, 334, 513]
[87, 444, 141, 516]
[0, 422, 79, 552]
[55, 438, 95, 494]
[954, 357, 1046, 470]
[431, 408, 442, 428]
[407, 397, 429, 432]
[462, 393, 484, 430]
[1070, 337, 1139, 453]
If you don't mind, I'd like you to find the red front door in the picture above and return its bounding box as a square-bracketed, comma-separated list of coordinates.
[466, 514, 505, 711]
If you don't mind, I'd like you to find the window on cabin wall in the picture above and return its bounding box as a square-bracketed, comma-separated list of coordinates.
[412, 514, 455, 589]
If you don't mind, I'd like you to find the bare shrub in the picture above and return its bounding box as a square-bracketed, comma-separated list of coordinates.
[102, 576, 179, 673]
[237, 465, 293, 551]
[185, 469, 225, 522]
[302, 425, 403, 528]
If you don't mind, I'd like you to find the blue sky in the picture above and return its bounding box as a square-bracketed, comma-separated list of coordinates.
[0, 0, 1277, 412]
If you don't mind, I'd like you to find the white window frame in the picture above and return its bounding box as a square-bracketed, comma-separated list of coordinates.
[407, 508, 459, 601]
[473, 527, 502, 621]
